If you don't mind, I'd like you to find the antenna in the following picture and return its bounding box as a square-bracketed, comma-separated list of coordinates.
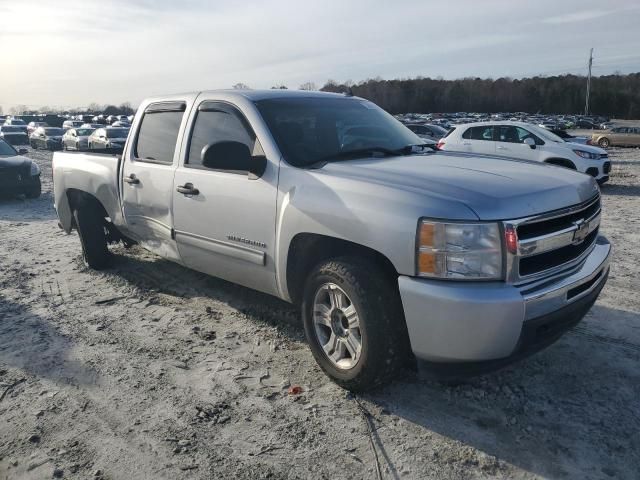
[584, 48, 593, 116]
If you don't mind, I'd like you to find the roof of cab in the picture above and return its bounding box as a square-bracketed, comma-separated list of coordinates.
[199, 89, 350, 101]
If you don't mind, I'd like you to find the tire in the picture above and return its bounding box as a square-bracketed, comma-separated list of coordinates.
[301, 257, 410, 391]
[25, 178, 41, 199]
[598, 138, 610, 148]
[73, 200, 111, 270]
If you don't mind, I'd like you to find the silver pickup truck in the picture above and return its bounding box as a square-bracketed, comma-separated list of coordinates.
[53, 90, 611, 391]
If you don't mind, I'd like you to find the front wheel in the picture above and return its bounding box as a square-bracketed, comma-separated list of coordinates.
[25, 178, 41, 199]
[302, 257, 410, 391]
[73, 200, 111, 269]
[598, 138, 610, 148]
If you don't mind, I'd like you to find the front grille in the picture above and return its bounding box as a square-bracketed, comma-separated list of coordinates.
[518, 196, 600, 239]
[519, 229, 598, 276]
[515, 195, 600, 278]
[0, 166, 28, 185]
[600, 154, 608, 159]
[603, 161, 611, 174]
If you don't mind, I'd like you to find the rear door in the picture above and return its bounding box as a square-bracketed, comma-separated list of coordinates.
[172, 100, 279, 296]
[121, 100, 188, 261]
[494, 125, 540, 161]
[459, 125, 496, 155]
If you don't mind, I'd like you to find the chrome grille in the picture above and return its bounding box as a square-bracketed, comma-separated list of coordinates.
[505, 195, 601, 283]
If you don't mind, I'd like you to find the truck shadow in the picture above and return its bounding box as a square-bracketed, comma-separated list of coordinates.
[0, 298, 98, 387]
[367, 303, 640, 479]
[104, 248, 640, 478]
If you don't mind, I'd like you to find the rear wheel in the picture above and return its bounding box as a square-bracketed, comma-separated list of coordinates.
[598, 137, 610, 148]
[302, 257, 410, 391]
[73, 200, 111, 270]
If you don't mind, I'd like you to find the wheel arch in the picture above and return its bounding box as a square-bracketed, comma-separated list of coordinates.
[285, 232, 399, 306]
[66, 189, 109, 229]
[544, 158, 577, 170]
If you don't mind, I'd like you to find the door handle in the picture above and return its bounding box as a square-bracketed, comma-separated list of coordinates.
[176, 183, 199, 195]
[497, 146, 507, 150]
[462, 142, 471, 146]
[123, 174, 140, 184]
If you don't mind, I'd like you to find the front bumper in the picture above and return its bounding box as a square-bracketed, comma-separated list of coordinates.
[0, 174, 40, 195]
[398, 236, 611, 364]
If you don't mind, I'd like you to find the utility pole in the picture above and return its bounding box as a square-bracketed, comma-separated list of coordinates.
[584, 48, 593, 116]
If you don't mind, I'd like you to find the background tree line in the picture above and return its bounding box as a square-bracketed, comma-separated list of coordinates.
[320, 73, 640, 118]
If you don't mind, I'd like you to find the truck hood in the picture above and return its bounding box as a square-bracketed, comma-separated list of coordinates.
[321, 152, 599, 220]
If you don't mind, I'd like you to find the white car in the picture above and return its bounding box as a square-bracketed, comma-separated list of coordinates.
[438, 121, 610, 184]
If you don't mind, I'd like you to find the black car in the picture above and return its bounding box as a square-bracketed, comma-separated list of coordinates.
[575, 119, 596, 129]
[0, 125, 30, 145]
[30, 127, 65, 150]
[0, 139, 41, 198]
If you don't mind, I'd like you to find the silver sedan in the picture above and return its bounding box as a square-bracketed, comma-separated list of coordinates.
[62, 128, 95, 151]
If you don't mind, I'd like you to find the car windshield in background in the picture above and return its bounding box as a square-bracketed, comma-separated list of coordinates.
[106, 128, 128, 138]
[76, 128, 94, 136]
[0, 140, 17, 156]
[255, 97, 421, 167]
[44, 128, 64, 136]
[1, 126, 23, 133]
[9, 120, 26, 125]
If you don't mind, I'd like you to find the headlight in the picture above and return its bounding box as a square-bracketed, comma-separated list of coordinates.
[573, 149, 599, 160]
[30, 162, 40, 176]
[417, 220, 503, 280]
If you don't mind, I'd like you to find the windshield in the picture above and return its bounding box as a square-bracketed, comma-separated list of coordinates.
[0, 140, 17, 156]
[9, 119, 26, 125]
[529, 125, 565, 143]
[1, 126, 23, 133]
[106, 128, 128, 138]
[76, 128, 94, 136]
[255, 97, 421, 167]
[44, 128, 64, 136]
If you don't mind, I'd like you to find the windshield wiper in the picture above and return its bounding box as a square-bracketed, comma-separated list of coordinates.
[308, 146, 399, 169]
[308, 143, 436, 169]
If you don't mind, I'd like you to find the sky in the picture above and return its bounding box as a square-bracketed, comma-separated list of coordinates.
[1, 0, 639, 110]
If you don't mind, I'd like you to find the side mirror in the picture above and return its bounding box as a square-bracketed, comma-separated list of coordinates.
[523, 137, 536, 149]
[99, 135, 106, 139]
[201, 141, 266, 179]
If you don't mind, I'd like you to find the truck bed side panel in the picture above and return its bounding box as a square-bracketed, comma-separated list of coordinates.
[53, 152, 122, 233]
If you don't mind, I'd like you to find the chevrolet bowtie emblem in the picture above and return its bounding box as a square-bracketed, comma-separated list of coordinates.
[572, 219, 589, 245]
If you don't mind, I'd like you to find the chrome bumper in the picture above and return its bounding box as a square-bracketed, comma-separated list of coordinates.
[398, 236, 611, 363]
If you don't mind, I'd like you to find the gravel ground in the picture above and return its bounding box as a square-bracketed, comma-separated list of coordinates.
[0, 146, 639, 479]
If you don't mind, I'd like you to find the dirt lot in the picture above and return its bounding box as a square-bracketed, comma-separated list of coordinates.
[1, 146, 639, 480]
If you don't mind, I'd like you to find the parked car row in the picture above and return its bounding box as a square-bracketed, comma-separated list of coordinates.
[395, 112, 611, 131]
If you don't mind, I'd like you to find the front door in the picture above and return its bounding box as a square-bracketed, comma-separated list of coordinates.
[172, 100, 279, 296]
[121, 101, 187, 261]
[494, 125, 540, 161]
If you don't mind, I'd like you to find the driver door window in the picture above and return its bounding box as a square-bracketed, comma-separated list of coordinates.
[187, 105, 262, 171]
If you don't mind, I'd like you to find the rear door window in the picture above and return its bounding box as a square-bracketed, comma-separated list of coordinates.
[462, 126, 494, 140]
[134, 102, 186, 164]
